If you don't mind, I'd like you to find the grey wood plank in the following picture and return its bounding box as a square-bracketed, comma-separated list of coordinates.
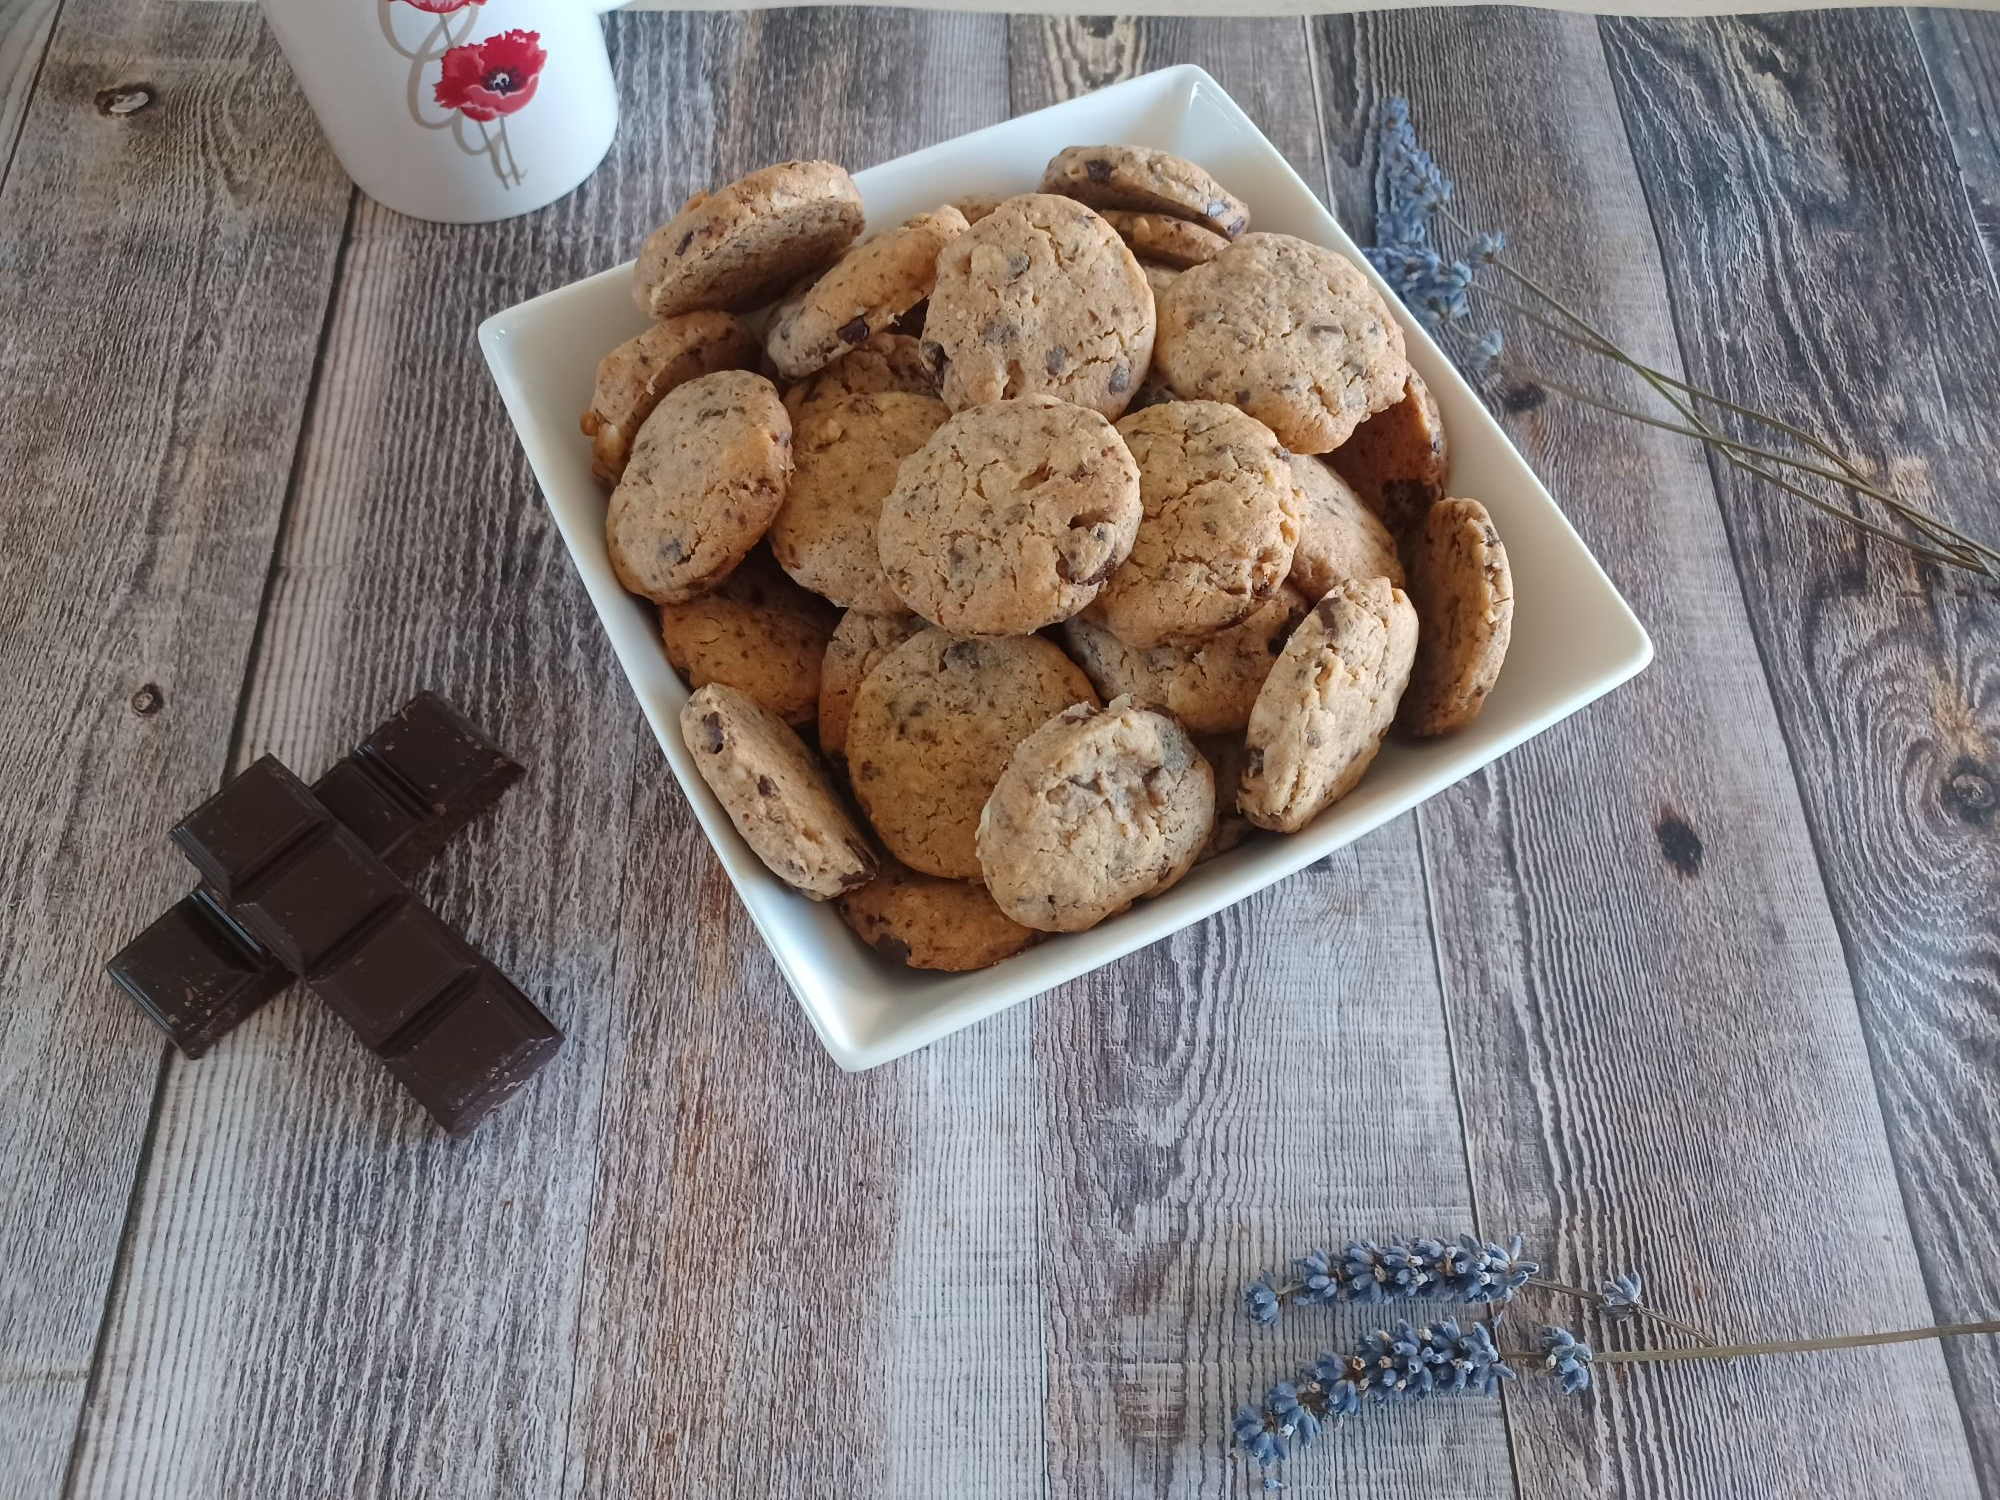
[1008, 19, 1514, 1499]
[1314, 9, 1984, 1496]
[0, 0, 350, 1490]
[0, 0, 56, 189]
[1600, 10, 2000, 1489]
[1911, 7, 2000, 279]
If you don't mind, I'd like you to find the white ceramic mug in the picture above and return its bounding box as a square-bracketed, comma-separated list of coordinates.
[260, 0, 624, 223]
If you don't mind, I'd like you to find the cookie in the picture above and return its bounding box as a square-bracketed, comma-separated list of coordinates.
[954, 194, 1008, 224]
[1141, 262, 1182, 299]
[606, 370, 792, 605]
[781, 332, 936, 421]
[1041, 145, 1250, 239]
[817, 609, 926, 761]
[922, 194, 1155, 418]
[1100, 209, 1229, 269]
[1329, 370, 1451, 533]
[1087, 401, 1302, 648]
[976, 696, 1214, 933]
[681, 683, 875, 899]
[1155, 233, 1410, 454]
[581, 313, 762, 486]
[1237, 576, 1418, 832]
[770, 391, 949, 611]
[1399, 497, 1512, 737]
[1061, 585, 1307, 735]
[766, 208, 969, 380]
[1288, 454, 1404, 598]
[1194, 733, 1253, 861]
[658, 548, 836, 728]
[837, 857, 1038, 971]
[634, 161, 865, 319]
[878, 396, 1143, 636]
[847, 629, 1098, 878]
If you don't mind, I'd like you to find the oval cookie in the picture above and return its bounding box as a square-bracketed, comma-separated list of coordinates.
[658, 548, 837, 728]
[766, 208, 968, 380]
[817, 609, 925, 761]
[1288, 454, 1404, 598]
[1399, 496, 1512, 737]
[581, 312, 761, 486]
[1041, 144, 1250, 239]
[1329, 370, 1451, 534]
[634, 161, 865, 319]
[838, 857, 1038, 971]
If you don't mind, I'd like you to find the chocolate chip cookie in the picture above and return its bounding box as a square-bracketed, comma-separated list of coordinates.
[922, 194, 1154, 417]
[658, 547, 837, 728]
[1100, 209, 1229, 270]
[1041, 145, 1250, 239]
[837, 857, 1038, 971]
[682, 683, 876, 899]
[1399, 497, 1512, 737]
[581, 312, 762, 486]
[781, 332, 937, 422]
[634, 161, 865, 319]
[1238, 576, 1418, 832]
[1155, 233, 1410, 453]
[1288, 454, 1405, 599]
[606, 370, 792, 605]
[1329, 370, 1451, 533]
[766, 207, 969, 380]
[847, 629, 1098, 878]
[877, 395, 1142, 636]
[1087, 401, 1302, 648]
[976, 696, 1215, 932]
[817, 609, 926, 762]
[770, 390, 948, 611]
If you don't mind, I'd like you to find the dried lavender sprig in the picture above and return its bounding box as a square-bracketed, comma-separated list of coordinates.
[1590, 1318, 2000, 1365]
[1246, 1234, 1538, 1326]
[1523, 1271, 1718, 1347]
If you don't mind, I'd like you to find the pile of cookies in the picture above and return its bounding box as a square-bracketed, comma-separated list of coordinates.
[585, 145, 1513, 972]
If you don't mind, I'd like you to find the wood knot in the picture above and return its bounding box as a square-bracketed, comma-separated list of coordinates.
[1946, 758, 1994, 824]
[1654, 808, 1702, 878]
[1501, 381, 1546, 415]
[95, 83, 156, 118]
[129, 683, 164, 716]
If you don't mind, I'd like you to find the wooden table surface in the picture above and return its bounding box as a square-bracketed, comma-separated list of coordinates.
[3, 3, 1997, 1496]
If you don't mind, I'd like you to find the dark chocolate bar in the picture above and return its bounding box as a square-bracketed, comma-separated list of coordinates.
[107, 694, 521, 1057]
[170, 756, 560, 1135]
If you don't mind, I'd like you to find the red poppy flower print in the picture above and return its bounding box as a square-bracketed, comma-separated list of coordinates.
[398, 0, 485, 13]
[435, 28, 546, 122]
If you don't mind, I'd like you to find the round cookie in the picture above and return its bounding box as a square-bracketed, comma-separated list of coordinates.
[606, 370, 792, 605]
[847, 630, 1098, 879]
[681, 683, 875, 900]
[1194, 733, 1253, 862]
[976, 696, 1215, 933]
[1100, 209, 1229, 269]
[634, 161, 865, 319]
[1238, 576, 1418, 833]
[1041, 145, 1250, 239]
[837, 857, 1038, 971]
[658, 548, 836, 728]
[1330, 370, 1451, 533]
[1155, 233, 1410, 454]
[1087, 401, 1302, 648]
[782, 332, 936, 421]
[1399, 496, 1513, 737]
[581, 312, 762, 486]
[1289, 454, 1404, 598]
[817, 609, 926, 761]
[922, 194, 1155, 418]
[878, 396, 1143, 636]
[770, 391, 948, 611]
[1061, 585, 1306, 735]
[766, 208, 969, 380]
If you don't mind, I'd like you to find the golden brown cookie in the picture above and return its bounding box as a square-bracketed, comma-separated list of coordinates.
[781, 332, 937, 422]
[581, 313, 762, 486]
[847, 629, 1098, 879]
[1329, 370, 1451, 533]
[954, 194, 1009, 224]
[770, 391, 949, 611]
[1041, 145, 1250, 239]
[606, 370, 792, 605]
[1087, 401, 1302, 648]
[877, 396, 1143, 636]
[817, 609, 925, 761]
[681, 683, 875, 899]
[922, 194, 1154, 418]
[1100, 209, 1230, 269]
[634, 161, 865, 319]
[1399, 497, 1512, 737]
[976, 696, 1214, 933]
[1155, 233, 1410, 454]
[765, 207, 969, 380]
[1141, 262, 1182, 300]
[837, 857, 1038, 971]
[658, 548, 836, 728]
[1288, 454, 1404, 599]
[1238, 577, 1418, 832]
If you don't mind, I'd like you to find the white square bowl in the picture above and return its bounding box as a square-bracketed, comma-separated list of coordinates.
[480, 65, 1651, 1071]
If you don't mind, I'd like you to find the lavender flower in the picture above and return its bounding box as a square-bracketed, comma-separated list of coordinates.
[1245, 1276, 1281, 1326]
[1541, 1325, 1595, 1393]
[1366, 95, 1503, 349]
[1340, 1238, 1446, 1304]
[1441, 1234, 1538, 1304]
[1291, 1248, 1340, 1306]
[1601, 1272, 1644, 1317]
[1245, 1232, 1538, 1325]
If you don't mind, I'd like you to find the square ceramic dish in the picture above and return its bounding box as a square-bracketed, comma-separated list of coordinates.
[479, 65, 1651, 1071]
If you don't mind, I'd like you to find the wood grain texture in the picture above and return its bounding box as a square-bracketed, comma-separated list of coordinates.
[0, 0, 350, 1490]
[1315, 9, 1983, 1496]
[1601, 10, 2000, 1487]
[0, 0, 57, 186]
[1008, 18, 1513, 1499]
[1911, 7, 2000, 277]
